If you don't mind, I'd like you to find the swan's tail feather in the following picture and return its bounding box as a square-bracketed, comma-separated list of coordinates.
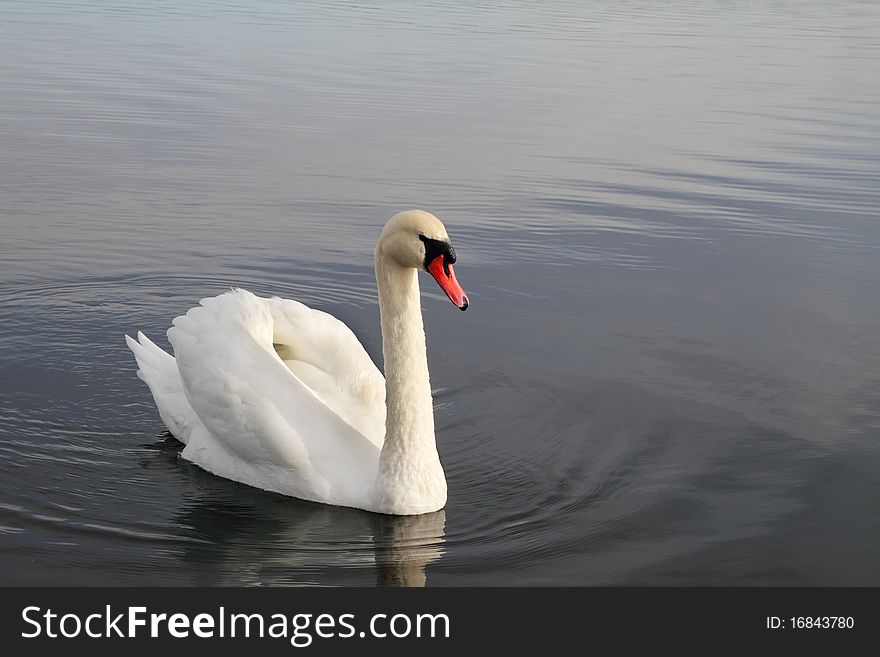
[127, 331, 174, 380]
[126, 332, 201, 444]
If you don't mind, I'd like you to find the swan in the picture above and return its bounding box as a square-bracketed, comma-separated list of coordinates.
[126, 210, 469, 515]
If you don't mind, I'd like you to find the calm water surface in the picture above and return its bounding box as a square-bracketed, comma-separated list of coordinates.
[2, 1, 879, 585]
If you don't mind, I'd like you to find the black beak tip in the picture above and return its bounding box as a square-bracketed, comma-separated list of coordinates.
[459, 299, 469, 311]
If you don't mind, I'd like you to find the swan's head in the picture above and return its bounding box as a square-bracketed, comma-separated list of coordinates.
[377, 209, 469, 311]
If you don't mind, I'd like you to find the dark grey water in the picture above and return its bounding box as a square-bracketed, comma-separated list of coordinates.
[2, 0, 880, 586]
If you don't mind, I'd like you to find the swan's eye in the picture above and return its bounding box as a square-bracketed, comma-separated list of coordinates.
[418, 234, 456, 272]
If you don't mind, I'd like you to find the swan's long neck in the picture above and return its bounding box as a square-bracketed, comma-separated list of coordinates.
[373, 249, 446, 514]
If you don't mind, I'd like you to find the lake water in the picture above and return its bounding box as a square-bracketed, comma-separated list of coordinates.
[2, 0, 879, 586]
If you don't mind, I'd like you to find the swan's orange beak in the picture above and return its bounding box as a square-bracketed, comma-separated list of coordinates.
[427, 255, 469, 311]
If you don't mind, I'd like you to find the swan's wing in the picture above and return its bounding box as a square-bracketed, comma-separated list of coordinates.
[166, 289, 382, 507]
[125, 331, 203, 443]
[264, 294, 386, 446]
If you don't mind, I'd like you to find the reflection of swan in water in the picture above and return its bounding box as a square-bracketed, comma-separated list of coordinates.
[372, 513, 446, 587]
[145, 438, 445, 586]
[176, 500, 446, 587]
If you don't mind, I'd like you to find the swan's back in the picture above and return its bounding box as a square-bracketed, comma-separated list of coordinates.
[127, 289, 387, 509]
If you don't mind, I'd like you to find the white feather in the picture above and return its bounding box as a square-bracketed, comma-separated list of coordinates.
[129, 289, 385, 509]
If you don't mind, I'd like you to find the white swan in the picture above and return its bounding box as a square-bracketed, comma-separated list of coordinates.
[126, 210, 469, 515]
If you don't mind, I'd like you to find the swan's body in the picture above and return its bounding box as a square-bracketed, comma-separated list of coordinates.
[126, 210, 468, 515]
